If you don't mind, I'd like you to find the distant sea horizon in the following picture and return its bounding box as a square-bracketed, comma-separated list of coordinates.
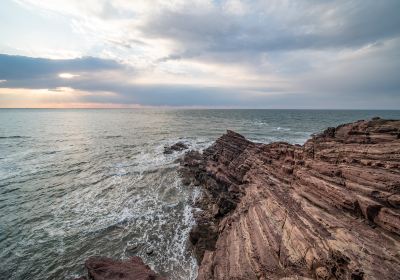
[1, 108, 400, 110]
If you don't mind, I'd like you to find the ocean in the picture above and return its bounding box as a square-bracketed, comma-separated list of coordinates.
[1, 109, 399, 280]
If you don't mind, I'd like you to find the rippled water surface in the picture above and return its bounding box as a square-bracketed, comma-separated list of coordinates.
[1, 109, 400, 280]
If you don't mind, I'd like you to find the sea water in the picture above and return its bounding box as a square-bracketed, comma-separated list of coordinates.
[1, 109, 399, 279]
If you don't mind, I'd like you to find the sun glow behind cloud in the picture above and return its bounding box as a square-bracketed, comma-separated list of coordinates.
[58, 73, 79, 79]
[0, 86, 131, 108]
[0, 0, 399, 108]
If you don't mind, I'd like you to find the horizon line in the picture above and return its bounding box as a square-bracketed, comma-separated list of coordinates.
[0, 107, 399, 111]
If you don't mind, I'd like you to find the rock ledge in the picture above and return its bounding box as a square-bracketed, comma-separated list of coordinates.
[75, 256, 166, 280]
[180, 118, 400, 280]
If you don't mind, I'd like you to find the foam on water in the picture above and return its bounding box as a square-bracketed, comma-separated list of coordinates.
[1, 109, 399, 280]
[275, 126, 291, 131]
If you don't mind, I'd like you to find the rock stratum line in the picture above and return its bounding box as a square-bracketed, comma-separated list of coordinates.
[180, 118, 400, 280]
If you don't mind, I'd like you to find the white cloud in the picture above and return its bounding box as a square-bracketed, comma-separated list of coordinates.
[2, 0, 399, 108]
[223, 0, 249, 15]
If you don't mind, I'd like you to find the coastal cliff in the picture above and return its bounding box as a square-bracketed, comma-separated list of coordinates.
[180, 118, 400, 280]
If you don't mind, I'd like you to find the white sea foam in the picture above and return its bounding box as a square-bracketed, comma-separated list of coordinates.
[276, 126, 291, 131]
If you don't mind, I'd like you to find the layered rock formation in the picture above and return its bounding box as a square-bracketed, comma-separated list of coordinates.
[76, 256, 166, 280]
[180, 118, 400, 280]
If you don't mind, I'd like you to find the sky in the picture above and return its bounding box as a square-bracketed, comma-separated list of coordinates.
[0, 0, 399, 109]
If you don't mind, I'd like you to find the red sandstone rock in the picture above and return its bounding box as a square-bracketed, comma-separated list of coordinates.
[79, 256, 166, 280]
[180, 118, 400, 280]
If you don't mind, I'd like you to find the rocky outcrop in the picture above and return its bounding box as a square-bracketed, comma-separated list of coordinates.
[180, 118, 400, 280]
[76, 256, 166, 280]
[164, 141, 189, 154]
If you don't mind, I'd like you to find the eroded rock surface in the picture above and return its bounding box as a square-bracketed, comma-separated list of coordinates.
[77, 256, 166, 280]
[180, 118, 400, 280]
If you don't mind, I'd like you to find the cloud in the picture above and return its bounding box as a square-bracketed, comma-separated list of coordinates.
[297, 39, 400, 95]
[0, 89, 142, 109]
[0, 54, 124, 80]
[0, 0, 399, 108]
[140, 0, 400, 56]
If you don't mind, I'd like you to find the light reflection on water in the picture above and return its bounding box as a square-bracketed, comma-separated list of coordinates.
[0, 109, 399, 279]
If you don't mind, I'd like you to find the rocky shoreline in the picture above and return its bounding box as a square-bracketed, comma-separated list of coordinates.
[180, 117, 400, 280]
[76, 117, 400, 279]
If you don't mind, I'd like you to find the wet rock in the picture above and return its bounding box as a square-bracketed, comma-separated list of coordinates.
[164, 141, 188, 154]
[181, 177, 192, 186]
[81, 256, 166, 280]
[321, 126, 336, 138]
[216, 196, 236, 216]
[180, 118, 400, 280]
[351, 269, 365, 280]
[126, 242, 139, 252]
[189, 218, 219, 263]
[146, 247, 154, 255]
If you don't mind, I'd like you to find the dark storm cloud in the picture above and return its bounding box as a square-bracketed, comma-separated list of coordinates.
[0, 54, 124, 80]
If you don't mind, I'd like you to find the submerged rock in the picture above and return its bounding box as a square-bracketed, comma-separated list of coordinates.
[146, 247, 154, 255]
[180, 118, 400, 280]
[77, 256, 165, 280]
[126, 242, 139, 253]
[164, 141, 189, 154]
